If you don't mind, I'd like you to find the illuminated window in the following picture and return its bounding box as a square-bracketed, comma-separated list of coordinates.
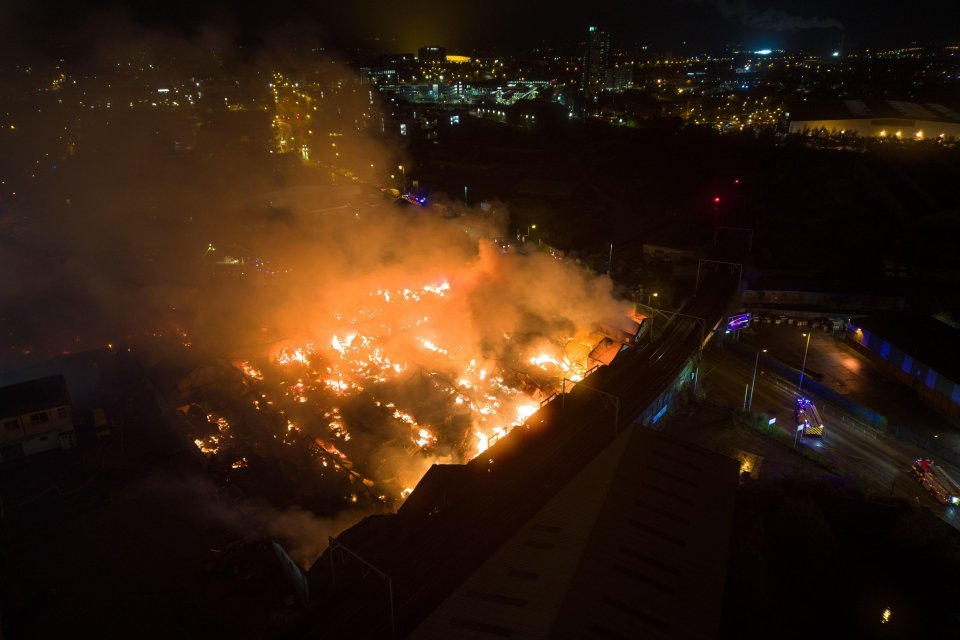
[926, 369, 937, 388]
[880, 342, 891, 359]
[901, 356, 913, 374]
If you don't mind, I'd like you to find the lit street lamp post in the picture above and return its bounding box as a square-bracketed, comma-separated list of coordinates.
[748, 348, 767, 411]
[798, 332, 812, 393]
[648, 292, 658, 306]
[398, 165, 405, 192]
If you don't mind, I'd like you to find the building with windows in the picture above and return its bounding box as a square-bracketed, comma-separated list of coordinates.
[0, 375, 76, 462]
[582, 26, 610, 99]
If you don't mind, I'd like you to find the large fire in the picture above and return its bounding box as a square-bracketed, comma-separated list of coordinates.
[197, 270, 624, 498]
[263, 278, 594, 456]
[189, 233, 634, 506]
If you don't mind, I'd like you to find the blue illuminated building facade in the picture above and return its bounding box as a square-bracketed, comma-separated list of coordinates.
[848, 314, 960, 418]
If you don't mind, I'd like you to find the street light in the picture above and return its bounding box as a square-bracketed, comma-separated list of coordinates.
[747, 348, 767, 411]
[798, 332, 812, 393]
[398, 165, 405, 192]
[648, 292, 658, 306]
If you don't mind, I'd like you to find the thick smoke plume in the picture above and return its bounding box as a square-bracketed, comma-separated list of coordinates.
[0, 22, 629, 371]
[141, 472, 371, 568]
[0, 18, 632, 541]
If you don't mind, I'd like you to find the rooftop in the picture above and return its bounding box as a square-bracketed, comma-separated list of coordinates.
[0, 375, 70, 419]
[410, 427, 738, 639]
[790, 98, 960, 124]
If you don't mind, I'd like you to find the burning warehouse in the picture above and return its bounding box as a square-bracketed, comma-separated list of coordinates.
[172, 247, 648, 511]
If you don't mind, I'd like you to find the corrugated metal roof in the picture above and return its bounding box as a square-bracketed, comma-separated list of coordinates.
[410, 428, 739, 640]
[792, 98, 960, 123]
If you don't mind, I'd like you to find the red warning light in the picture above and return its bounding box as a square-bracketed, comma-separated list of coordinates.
[713, 196, 721, 203]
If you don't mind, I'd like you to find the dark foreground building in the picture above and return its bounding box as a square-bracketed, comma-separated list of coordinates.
[296, 423, 738, 639]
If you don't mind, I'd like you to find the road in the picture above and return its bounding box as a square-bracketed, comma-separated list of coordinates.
[703, 342, 960, 530]
[743, 322, 960, 450]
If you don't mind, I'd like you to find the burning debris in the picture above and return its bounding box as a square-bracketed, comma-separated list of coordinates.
[179, 246, 637, 509]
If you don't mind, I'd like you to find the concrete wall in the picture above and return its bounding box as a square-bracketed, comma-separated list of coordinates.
[847, 327, 960, 418]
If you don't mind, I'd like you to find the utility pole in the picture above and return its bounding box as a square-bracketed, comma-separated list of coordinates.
[798, 332, 812, 393]
[748, 348, 766, 411]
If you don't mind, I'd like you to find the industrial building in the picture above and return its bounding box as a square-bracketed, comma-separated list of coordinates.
[788, 99, 960, 139]
[407, 428, 738, 639]
[0, 375, 75, 462]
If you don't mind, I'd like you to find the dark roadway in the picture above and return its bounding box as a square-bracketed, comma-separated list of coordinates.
[743, 322, 960, 450]
[702, 340, 960, 531]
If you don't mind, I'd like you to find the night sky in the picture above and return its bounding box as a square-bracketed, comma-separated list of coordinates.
[2, 0, 958, 59]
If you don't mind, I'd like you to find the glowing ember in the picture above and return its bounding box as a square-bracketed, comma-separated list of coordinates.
[240, 361, 264, 380]
[415, 428, 437, 449]
[515, 403, 538, 423]
[418, 338, 448, 355]
[194, 435, 220, 455]
[278, 345, 315, 366]
[422, 281, 450, 296]
[246, 271, 628, 497]
[474, 430, 489, 454]
[206, 413, 230, 433]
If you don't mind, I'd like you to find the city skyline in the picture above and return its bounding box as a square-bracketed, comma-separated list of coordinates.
[2, 0, 958, 61]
